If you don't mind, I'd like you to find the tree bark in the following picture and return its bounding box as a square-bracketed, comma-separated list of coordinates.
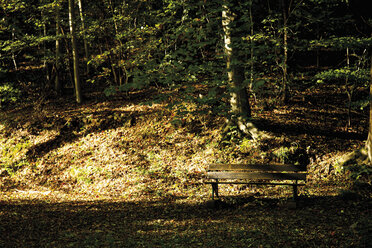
[222, 1, 259, 139]
[69, 0, 82, 104]
[222, 3, 250, 117]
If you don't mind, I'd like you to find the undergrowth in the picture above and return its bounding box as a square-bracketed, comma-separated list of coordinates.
[0, 97, 368, 200]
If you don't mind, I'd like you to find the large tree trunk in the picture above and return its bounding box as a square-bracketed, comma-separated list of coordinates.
[222, 4, 250, 117]
[69, 0, 82, 104]
[222, 1, 259, 139]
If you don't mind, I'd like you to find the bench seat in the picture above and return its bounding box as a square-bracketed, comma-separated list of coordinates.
[205, 163, 307, 201]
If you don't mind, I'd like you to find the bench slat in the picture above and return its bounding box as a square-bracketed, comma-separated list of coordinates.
[207, 172, 307, 180]
[208, 163, 306, 172]
[205, 181, 305, 186]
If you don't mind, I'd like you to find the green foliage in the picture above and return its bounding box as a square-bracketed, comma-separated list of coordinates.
[94, 0, 230, 116]
[310, 37, 372, 50]
[345, 163, 372, 181]
[315, 68, 369, 85]
[0, 136, 31, 174]
[273, 144, 309, 167]
[0, 0, 370, 120]
[314, 44, 370, 112]
[0, 83, 21, 108]
[315, 66, 369, 112]
[70, 164, 108, 185]
[239, 138, 257, 154]
[220, 125, 242, 146]
[350, 99, 369, 110]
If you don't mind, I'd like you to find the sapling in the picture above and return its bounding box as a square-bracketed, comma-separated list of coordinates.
[315, 48, 369, 129]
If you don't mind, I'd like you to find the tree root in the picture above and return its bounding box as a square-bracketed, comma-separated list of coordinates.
[222, 116, 271, 141]
[338, 147, 369, 167]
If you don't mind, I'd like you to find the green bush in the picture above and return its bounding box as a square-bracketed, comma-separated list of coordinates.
[0, 83, 21, 108]
[273, 145, 310, 167]
[346, 163, 372, 181]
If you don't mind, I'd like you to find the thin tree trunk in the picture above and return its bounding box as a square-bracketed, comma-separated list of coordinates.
[43, 15, 50, 85]
[108, 0, 125, 86]
[249, 0, 255, 100]
[110, 55, 118, 85]
[109, 0, 119, 34]
[60, 26, 74, 88]
[11, 27, 17, 70]
[346, 47, 352, 128]
[55, 1, 62, 94]
[78, 0, 89, 75]
[282, 0, 289, 104]
[69, 0, 82, 104]
[363, 25, 372, 164]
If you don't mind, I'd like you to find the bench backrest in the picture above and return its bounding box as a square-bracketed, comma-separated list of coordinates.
[207, 163, 307, 181]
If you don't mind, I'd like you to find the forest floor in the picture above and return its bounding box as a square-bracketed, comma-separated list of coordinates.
[0, 84, 371, 247]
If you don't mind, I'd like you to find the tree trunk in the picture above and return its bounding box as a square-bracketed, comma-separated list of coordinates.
[55, 1, 62, 94]
[222, 1, 259, 139]
[281, 0, 289, 104]
[69, 0, 82, 104]
[11, 28, 17, 70]
[78, 0, 89, 75]
[364, 23, 372, 163]
[43, 11, 50, 86]
[249, 0, 255, 100]
[222, 3, 250, 116]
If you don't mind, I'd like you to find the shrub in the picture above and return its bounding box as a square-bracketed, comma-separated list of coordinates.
[0, 83, 21, 108]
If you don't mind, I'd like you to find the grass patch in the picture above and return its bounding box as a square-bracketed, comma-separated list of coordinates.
[0, 135, 32, 175]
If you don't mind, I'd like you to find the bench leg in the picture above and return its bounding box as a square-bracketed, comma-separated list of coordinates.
[211, 182, 219, 200]
[292, 184, 298, 202]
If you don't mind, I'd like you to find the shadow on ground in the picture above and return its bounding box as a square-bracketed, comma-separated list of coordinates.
[0, 196, 370, 247]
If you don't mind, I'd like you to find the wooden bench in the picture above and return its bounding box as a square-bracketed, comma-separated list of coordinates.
[205, 163, 307, 202]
